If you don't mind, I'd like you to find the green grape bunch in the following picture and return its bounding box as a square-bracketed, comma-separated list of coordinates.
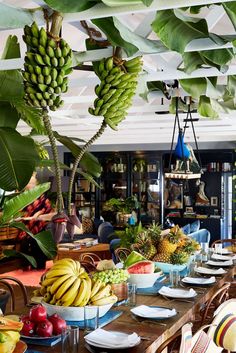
[92, 268, 130, 284]
[22, 22, 72, 111]
[89, 56, 143, 130]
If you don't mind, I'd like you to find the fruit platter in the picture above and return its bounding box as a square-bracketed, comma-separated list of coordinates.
[33, 258, 118, 320]
[0, 316, 23, 353]
[120, 223, 201, 274]
[20, 304, 66, 339]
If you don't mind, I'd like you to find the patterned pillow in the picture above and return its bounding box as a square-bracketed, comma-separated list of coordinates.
[82, 216, 94, 234]
[213, 313, 236, 351]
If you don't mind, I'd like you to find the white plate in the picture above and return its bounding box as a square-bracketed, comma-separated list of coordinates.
[206, 260, 233, 267]
[131, 305, 177, 319]
[182, 276, 216, 285]
[84, 331, 141, 349]
[195, 267, 226, 275]
[215, 249, 233, 255]
[158, 286, 197, 299]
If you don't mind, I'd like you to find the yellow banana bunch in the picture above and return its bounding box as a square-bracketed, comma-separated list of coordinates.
[89, 56, 143, 130]
[22, 21, 72, 111]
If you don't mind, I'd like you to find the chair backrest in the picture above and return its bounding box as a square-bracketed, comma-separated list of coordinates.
[79, 252, 102, 265]
[189, 229, 211, 244]
[114, 247, 131, 263]
[97, 222, 114, 243]
[0, 276, 28, 313]
[211, 239, 236, 251]
[199, 283, 230, 327]
[154, 330, 182, 353]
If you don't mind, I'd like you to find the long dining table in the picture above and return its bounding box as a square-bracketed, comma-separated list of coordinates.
[21, 265, 235, 353]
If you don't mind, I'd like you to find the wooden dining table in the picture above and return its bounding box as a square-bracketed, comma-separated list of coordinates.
[21, 265, 235, 353]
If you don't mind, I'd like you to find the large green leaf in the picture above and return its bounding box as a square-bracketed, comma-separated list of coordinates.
[182, 52, 205, 74]
[43, 0, 97, 12]
[1, 35, 20, 59]
[9, 222, 57, 259]
[1, 183, 50, 224]
[2, 249, 37, 268]
[152, 9, 208, 54]
[54, 132, 102, 178]
[198, 95, 219, 118]
[13, 101, 46, 135]
[223, 3, 236, 31]
[0, 102, 19, 128]
[0, 3, 43, 29]
[92, 17, 138, 57]
[77, 168, 101, 189]
[179, 77, 219, 99]
[0, 71, 24, 100]
[0, 128, 39, 191]
[141, 0, 154, 5]
[113, 17, 166, 54]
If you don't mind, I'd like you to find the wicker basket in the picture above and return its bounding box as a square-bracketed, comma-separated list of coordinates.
[0, 227, 19, 241]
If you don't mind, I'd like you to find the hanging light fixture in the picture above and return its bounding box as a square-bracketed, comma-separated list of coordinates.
[165, 96, 203, 180]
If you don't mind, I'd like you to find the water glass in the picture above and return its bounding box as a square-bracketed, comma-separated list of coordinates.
[169, 269, 180, 288]
[126, 283, 136, 307]
[84, 305, 99, 333]
[214, 243, 222, 255]
[187, 261, 197, 276]
[61, 325, 79, 353]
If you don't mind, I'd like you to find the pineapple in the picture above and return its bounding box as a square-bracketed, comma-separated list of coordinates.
[132, 232, 157, 260]
[147, 222, 162, 246]
[153, 253, 170, 263]
[157, 225, 182, 254]
[170, 251, 189, 265]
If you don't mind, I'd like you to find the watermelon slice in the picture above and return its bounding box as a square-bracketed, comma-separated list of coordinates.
[127, 260, 155, 274]
[124, 251, 146, 268]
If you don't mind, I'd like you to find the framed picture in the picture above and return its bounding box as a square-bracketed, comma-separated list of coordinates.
[165, 180, 183, 209]
[186, 207, 193, 213]
[211, 196, 218, 206]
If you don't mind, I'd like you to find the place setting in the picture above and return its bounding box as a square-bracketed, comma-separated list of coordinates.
[181, 276, 216, 287]
[194, 266, 227, 276]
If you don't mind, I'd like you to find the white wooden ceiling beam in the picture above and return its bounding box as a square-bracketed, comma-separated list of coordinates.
[62, 0, 232, 22]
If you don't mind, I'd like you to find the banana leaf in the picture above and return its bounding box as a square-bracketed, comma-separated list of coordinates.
[13, 101, 46, 135]
[54, 132, 102, 178]
[2, 249, 37, 268]
[179, 77, 219, 99]
[152, 9, 208, 54]
[198, 95, 219, 119]
[91, 17, 138, 57]
[0, 128, 40, 191]
[0, 182, 50, 224]
[1, 35, 20, 59]
[223, 3, 236, 31]
[0, 102, 19, 128]
[43, 0, 97, 12]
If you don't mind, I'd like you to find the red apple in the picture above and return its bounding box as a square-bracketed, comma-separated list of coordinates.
[35, 319, 53, 337]
[29, 304, 47, 323]
[48, 314, 67, 335]
[21, 320, 35, 337]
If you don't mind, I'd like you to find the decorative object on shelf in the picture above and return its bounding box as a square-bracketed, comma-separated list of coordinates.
[133, 159, 146, 173]
[165, 180, 183, 209]
[210, 197, 218, 207]
[165, 97, 202, 180]
[195, 180, 210, 206]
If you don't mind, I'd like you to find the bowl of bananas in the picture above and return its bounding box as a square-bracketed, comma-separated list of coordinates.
[42, 301, 114, 321]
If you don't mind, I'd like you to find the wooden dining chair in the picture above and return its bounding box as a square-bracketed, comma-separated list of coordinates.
[154, 331, 182, 353]
[114, 247, 131, 263]
[0, 276, 29, 312]
[79, 252, 102, 265]
[211, 239, 236, 251]
[198, 283, 230, 327]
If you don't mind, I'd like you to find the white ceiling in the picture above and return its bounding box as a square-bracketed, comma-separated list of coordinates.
[1, 0, 236, 149]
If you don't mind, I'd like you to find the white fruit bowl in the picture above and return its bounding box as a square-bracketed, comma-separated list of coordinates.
[42, 301, 113, 321]
[128, 272, 162, 289]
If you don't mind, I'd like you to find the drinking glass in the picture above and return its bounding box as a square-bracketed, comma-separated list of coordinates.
[84, 305, 99, 334]
[187, 261, 197, 277]
[169, 269, 180, 288]
[61, 325, 79, 353]
[126, 283, 136, 307]
[214, 243, 222, 255]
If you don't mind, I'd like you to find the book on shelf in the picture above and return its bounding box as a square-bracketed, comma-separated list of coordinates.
[58, 243, 81, 250]
[74, 238, 98, 247]
[183, 212, 196, 218]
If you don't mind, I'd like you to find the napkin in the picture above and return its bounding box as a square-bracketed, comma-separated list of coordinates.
[206, 260, 233, 266]
[211, 253, 236, 261]
[84, 328, 140, 348]
[182, 276, 216, 284]
[195, 266, 226, 275]
[131, 305, 176, 318]
[159, 286, 196, 298]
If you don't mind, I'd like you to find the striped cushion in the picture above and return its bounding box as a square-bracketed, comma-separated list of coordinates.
[213, 313, 236, 351]
[191, 331, 211, 353]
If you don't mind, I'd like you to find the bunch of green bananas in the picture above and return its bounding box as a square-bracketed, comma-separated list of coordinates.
[22, 22, 72, 111]
[89, 56, 142, 130]
[40, 258, 117, 307]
